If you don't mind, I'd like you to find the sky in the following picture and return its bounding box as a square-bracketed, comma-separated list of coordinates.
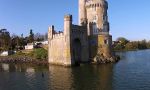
[0, 0, 150, 41]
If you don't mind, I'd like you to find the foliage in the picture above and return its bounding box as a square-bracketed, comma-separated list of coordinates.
[113, 43, 124, 51]
[125, 42, 138, 50]
[113, 37, 150, 51]
[117, 37, 129, 45]
[11, 34, 26, 50]
[0, 29, 11, 50]
[28, 29, 34, 43]
[0, 28, 48, 52]
[15, 51, 25, 56]
[31, 48, 48, 60]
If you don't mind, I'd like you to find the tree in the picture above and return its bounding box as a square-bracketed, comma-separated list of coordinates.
[146, 41, 150, 48]
[138, 39, 147, 49]
[117, 37, 129, 45]
[28, 29, 34, 43]
[11, 34, 26, 50]
[125, 42, 138, 50]
[44, 33, 48, 40]
[113, 43, 124, 51]
[0, 29, 11, 51]
[34, 33, 44, 41]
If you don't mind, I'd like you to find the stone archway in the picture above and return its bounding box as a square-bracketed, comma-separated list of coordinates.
[73, 38, 82, 65]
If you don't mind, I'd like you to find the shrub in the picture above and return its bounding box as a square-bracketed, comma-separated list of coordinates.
[33, 48, 48, 60]
[16, 51, 24, 55]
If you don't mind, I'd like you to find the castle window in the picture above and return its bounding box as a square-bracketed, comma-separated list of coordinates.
[104, 40, 109, 45]
[92, 23, 97, 34]
[93, 15, 98, 22]
[94, 4, 96, 11]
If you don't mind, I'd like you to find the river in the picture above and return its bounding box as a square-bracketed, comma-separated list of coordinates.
[0, 49, 150, 90]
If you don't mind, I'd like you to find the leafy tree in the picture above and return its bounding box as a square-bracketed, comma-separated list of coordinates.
[113, 37, 150, 51]
[146, 41, 150, 48]
[117, 37, 129, 46]
[138, 40, 147, 49]
[125, 42, 138, 50]
[11, 34, 26, 50]
[0, 29, 11, 51]
[34, 33, 44, 41]
[113, 43, 124, 51]
[28, 29, 34, 43]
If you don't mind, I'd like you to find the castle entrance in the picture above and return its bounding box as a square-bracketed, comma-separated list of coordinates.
[73, 38, 82, 65]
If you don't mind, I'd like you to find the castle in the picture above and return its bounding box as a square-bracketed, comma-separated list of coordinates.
[48, 0, 116, 66]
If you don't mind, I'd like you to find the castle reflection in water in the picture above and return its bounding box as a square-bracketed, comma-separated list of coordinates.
[0, 63, 113, 90]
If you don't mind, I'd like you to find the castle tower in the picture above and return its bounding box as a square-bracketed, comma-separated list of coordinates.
[84, 0, 109, 35]
[48, 25, 54, 63]
[79, 0, 87, 25]
[64, 15, 73, 65]
[82, 0, 113, 59]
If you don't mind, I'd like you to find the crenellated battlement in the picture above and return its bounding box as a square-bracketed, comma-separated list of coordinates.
[52, 32, 64, 39]
[85, 2, 104, 8]
[48, 25, 64, 40]
[85, 0, 105, 6]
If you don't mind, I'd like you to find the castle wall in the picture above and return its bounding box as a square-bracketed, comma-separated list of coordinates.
[48, 15, 89, 66]
[97, 35, 112, 57]
[48, 18, 89, 66]
[48, 15, 73, 66]
[71, 25, 89, 63]
[48, 33, 66, 65]
[89, 34, 112, 59]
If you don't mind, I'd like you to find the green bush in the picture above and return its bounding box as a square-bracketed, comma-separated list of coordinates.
[33, 48, 48, 60]
[16, 51, 24, 55]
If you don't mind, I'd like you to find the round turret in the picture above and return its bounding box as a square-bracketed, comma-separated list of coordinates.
[84, 0, 109, 35]
[79, 0, 87, 25]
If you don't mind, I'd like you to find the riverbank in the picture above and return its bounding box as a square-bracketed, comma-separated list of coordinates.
[114, 48, 150, 52]
[0, 56, 48, 65]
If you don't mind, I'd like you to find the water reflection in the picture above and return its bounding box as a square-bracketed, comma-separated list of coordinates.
[48, 64, 113, 90]
[48, 66, 74, 90]
[1, 50, 150, 90]
[72, 64, 113, 90]
[2, 64, 9, 72]
[0, 64, 2, 71]
[0, 63, 114, 90]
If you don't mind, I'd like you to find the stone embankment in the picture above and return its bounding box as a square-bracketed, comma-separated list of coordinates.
[0, 56, 48, 65]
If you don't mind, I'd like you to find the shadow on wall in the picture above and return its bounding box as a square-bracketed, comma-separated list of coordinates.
[72, 38, 82, 65]
[88, 22, 113, 63]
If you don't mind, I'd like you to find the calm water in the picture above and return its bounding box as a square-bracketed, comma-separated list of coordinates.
[1, 50, 150, 90]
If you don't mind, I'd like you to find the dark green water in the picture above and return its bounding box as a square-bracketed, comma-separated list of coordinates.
[1, 50, 150, 90]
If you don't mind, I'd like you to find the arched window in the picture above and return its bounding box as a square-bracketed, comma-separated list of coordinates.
[92, 23, 97, 34]
[93, 15, 98, 22]
[104, 39, 109, 45]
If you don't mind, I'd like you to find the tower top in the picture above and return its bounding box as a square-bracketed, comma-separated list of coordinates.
[64, 15, 72, 21]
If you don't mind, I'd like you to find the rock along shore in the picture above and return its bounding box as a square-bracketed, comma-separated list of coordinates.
[0, 56, 48, 65]
[93, 55, 120, 64]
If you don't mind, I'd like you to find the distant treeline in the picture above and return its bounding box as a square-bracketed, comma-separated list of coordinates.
[113, 37, 150, 51]
[0, 29, 48, 51]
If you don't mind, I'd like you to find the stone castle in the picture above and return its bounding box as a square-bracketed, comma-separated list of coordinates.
[48, 0, 116, 66]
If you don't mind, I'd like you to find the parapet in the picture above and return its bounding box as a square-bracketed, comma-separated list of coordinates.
[52, 32, 64, 39]
[85, 0, 106, 8]
[48, 25, 64, 39]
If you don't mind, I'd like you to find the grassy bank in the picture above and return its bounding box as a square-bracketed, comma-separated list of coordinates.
[0, 48, 48, 64]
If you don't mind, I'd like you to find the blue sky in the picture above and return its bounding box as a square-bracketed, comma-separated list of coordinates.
[0, 0, 150, 40]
